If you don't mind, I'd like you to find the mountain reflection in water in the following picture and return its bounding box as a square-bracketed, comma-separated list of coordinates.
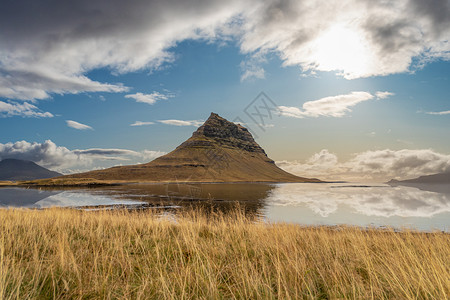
[1, 183, 449, 231]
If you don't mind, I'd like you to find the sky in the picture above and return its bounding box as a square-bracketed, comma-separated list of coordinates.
[0, 0, 449, 182]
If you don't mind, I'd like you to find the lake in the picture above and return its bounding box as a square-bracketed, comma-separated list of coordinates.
[1, 182, 449, 232]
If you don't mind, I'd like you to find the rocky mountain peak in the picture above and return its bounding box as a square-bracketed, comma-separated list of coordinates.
[187, 112, 267, 155]
[63, 112, 320, 183]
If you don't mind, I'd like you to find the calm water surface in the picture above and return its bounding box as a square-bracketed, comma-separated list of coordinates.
[1, 183, 449, 231]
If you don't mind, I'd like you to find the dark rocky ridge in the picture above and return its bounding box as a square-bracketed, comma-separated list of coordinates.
[183, 113, 267, 155]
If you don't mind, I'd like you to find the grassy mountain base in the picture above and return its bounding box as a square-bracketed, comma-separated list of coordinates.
[0, 208, 448, 299]
[64, 147, 319, 183]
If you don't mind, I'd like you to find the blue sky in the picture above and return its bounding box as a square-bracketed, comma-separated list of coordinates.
[0, 0, 449, 181]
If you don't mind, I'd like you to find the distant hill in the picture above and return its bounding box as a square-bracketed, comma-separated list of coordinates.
[387, 172, 450, 194]
[0, 159, 62, 181]
[64, 113, 321, 183]
[388, 172, 450, 185]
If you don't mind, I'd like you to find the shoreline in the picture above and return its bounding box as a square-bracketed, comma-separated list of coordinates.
[0, 178, 342, 188]
[1, 203, 447, 233]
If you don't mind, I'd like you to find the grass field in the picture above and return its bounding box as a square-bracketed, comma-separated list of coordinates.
[0, 208, 449, 299]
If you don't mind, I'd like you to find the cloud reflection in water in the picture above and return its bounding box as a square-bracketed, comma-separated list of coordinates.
[266, 184, 450, 218]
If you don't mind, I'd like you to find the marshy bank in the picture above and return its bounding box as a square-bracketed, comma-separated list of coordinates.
[0, 208, 449, 299]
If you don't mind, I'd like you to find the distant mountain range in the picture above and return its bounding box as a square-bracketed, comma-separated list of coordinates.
[0, 159, 62, 181]
[63, 113, 320, 183]
[387, 172, 450, 194]
[388, 172, 450, 185]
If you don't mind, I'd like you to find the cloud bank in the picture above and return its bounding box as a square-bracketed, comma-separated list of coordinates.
[239, 0, 450, 79]
[277, 148, 450, 182]
[2, 139, 449, 182]
[0, 140, 165, 173]
[0, 0, 245, 101]
[0, 0, 448, 100]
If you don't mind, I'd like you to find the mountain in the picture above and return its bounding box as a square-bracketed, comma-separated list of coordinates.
[387, 172, 450, 194]
[388, 172, 450, 185]
[64, 113, 320, 183]
[0, 159, 62, 181]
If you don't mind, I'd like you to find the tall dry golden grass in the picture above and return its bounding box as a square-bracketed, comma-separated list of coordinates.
[0, 208, 449, 299]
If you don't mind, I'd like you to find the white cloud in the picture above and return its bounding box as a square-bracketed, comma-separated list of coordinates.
[158, 119, 204, 127]
[1, 0, 448, 101]
[0, 72, 128, 101]
[375, 91, 394, 99]
[125, 92, 173, 105]
[73, 148, 165, 161]
[0, 140, 166, 173]
[278, 91, 377, 118]
[240, 0, 450, 79]
[130, 121, 155, 126]
[72, 148, 142, 160]
[0, 100, 53, 118]
[66, 120, 93, 130]
[0, 140, 87, 171]
[140, 150, 167, 161]
[240, 63, 265, 82]
[0, 0, 245, 100]
[277, 148, 450, 182]
[426, 110, 450, 115]
[240, 54, 266, 81]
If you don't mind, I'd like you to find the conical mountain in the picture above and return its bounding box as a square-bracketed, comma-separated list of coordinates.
[64, 113, 320, 182]
[0, 159, 62, 181]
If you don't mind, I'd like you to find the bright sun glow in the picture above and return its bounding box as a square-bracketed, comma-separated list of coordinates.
[313, 25, 373, 79]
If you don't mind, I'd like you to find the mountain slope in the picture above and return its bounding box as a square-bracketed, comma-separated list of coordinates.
[388, 172, 450, 184]
[65, 113, 320, 183]
[387, 172, 450, 194]
[0, 159, 62, 181]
